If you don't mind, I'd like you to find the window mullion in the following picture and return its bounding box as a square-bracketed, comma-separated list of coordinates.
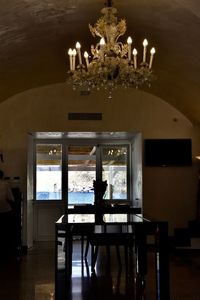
[96, 145, 102, 183]
[62, 142, 68, 206]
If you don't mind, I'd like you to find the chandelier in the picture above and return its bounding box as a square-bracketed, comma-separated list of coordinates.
[67, 1, 156, 98]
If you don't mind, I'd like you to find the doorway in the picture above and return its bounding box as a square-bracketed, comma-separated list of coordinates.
[26, 132, 142, 243]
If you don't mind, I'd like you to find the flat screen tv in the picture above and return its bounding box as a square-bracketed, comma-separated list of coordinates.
[144, 139, 192, 166]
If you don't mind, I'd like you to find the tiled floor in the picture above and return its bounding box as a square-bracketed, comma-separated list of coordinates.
[0, 241, 200, 300]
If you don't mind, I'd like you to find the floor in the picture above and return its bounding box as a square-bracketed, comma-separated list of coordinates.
[0, 241, 200, 300]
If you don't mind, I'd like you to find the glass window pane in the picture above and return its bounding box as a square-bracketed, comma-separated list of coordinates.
[102, 146, 128, 200]
[36, 144, 62, 200]
[68, 145, 96, 205]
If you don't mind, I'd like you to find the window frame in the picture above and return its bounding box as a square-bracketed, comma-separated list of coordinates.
[33, 138, 131, 205]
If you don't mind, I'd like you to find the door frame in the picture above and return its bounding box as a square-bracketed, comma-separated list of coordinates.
[26, 132, 142, 242]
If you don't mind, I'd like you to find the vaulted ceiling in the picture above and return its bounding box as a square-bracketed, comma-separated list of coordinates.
[1, 0, 200, 124]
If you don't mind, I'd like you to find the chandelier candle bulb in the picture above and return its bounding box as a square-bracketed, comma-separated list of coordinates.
[149, 47, 156, 69]
[68, 48, 73, 71]
[76, 42, 82, 65]
[133, 48, 137, 69]
[84, 51, 89, 68]
[67, 3, 157, 96]
[127, 36, 132, 62]
[72, 49, 77, 71]
[100, 38, 105, 61]
[143, 39, 148, 63]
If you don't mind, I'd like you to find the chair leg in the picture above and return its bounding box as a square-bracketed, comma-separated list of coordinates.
[81, 235, 84, 261]
[91, 245, 95, 271]
[84, 238, 90, 259]
[94, 246, 98, 266]
[91, 245, 98, 271]
[116, 245, 122, 268]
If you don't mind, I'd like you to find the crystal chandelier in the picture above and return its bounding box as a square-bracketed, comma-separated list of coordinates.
[67, 0, 156, 98]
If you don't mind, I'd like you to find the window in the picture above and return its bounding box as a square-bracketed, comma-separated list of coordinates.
[36, 144, 62, 200]
[102, 146, 128, 200]
[35, 141, 130, 204]
[68, 145, 96, 205]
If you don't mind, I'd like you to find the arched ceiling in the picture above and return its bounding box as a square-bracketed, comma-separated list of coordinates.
[1, 0, 200, 124]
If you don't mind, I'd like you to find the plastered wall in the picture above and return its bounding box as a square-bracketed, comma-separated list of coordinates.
[0, 82, 199, 235]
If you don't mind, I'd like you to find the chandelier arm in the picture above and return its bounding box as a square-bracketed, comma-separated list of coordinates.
[67, 2, 157, 97]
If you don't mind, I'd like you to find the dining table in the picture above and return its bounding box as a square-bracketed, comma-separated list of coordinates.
[55, 206, 169, 300]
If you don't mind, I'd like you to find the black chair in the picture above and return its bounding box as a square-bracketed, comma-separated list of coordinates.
[70, 205, 94, 262]
[87, 224, 134, 272]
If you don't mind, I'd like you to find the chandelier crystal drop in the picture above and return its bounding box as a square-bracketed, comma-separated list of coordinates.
[67, 1, 156, 98]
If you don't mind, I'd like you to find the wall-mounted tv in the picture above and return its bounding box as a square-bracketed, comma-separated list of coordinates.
[144, 139, 192, 166]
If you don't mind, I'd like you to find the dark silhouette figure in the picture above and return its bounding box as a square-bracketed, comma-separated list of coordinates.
[93, 179, 107, 207]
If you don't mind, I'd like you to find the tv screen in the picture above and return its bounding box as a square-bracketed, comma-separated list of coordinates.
[144, 139, 192, 166]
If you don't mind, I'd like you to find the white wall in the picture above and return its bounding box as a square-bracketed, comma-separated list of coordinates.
[0, 82, 199, 235]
